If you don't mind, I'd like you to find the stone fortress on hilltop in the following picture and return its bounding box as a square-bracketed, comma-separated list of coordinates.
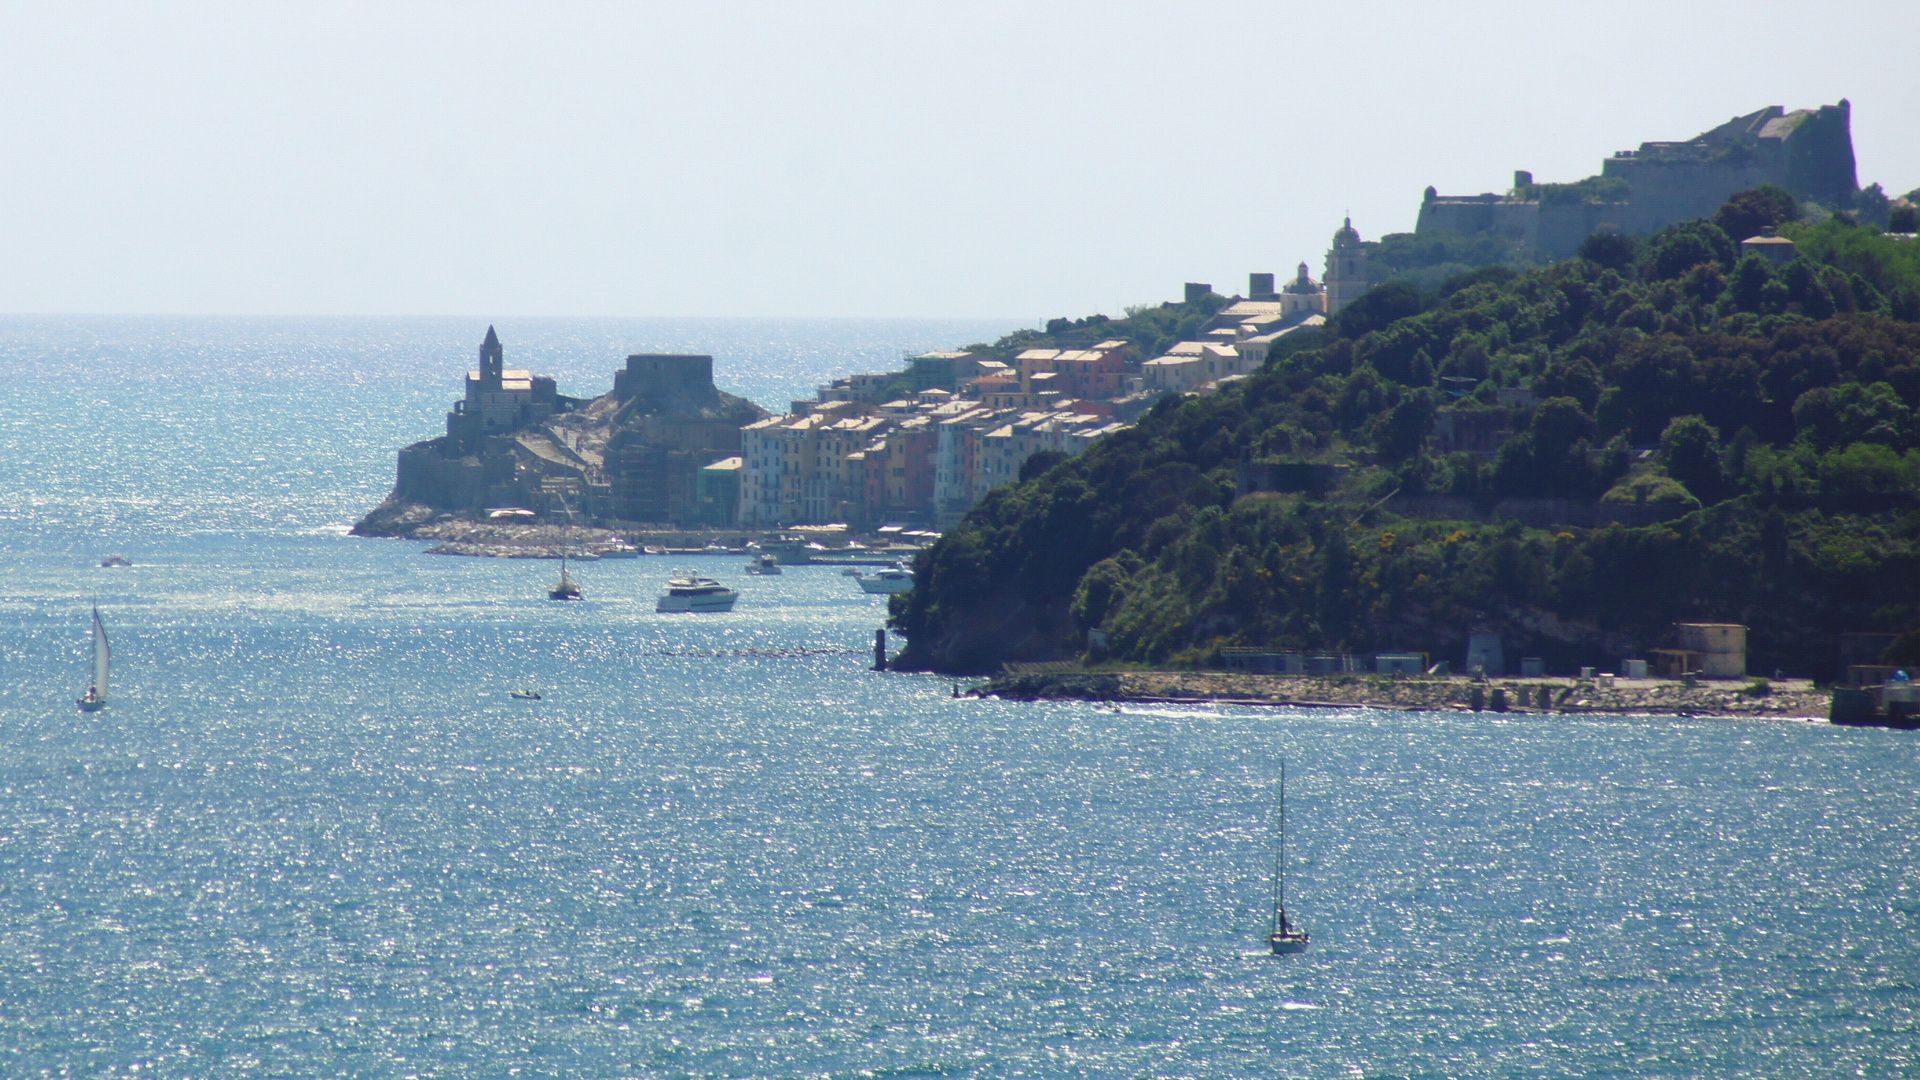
[1416, 101, 1860, 257]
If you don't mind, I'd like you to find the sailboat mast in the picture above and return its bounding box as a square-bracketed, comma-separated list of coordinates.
[1271, 758, 1286, 936]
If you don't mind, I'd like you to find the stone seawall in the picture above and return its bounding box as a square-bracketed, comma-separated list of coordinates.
[977, 670, 1832, 721]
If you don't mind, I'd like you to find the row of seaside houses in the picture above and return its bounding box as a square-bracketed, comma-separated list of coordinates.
[714, 241, 1368, 529]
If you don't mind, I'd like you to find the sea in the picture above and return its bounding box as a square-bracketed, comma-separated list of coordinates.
[2, 316, 1918, 1079]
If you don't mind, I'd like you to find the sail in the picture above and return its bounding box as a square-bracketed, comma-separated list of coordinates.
[91, 606, 110, 698]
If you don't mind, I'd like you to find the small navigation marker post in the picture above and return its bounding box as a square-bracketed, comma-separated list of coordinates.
[873, 628, 888, 671]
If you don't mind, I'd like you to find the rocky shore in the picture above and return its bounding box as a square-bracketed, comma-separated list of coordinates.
[351, 496, 777, 555]
[976, 669, 1832, 721]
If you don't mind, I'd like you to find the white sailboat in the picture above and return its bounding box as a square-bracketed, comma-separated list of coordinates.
[1268, 759, 1310, 954]
[548, 548, 581, 601]
[548, 496, 583, 601]
[77, 605, 110, 712]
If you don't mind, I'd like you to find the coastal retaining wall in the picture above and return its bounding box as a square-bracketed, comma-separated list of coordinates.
[1390, 495, 1679, 529]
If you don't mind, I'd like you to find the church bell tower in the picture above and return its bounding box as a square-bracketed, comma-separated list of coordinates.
[478, 325, 504, 388]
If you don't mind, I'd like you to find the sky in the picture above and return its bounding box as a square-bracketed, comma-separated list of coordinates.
[0, 1, 1913, 319]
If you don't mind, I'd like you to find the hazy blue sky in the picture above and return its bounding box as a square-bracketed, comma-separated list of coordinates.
[0, 1, 1912, 318]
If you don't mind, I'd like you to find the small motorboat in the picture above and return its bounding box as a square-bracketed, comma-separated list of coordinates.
[744, 554, 782, 575]
[510, 689, 543, 701]
[100, 555, 132, 568]
[857, 567, 915, 594]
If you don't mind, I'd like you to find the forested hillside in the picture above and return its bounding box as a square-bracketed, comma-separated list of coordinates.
[890, 198, 1920, 677]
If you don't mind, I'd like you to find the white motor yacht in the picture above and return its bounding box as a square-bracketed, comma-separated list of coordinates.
[657, 572, 739, 612]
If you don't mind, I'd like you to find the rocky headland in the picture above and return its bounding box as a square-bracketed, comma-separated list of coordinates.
[353, 332, 768, 536]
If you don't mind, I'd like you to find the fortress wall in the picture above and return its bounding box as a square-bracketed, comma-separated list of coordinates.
[614, 354, 715, 402]
[396, 438, 529, 511]
[1415, 101, 1857, 256]
[1417, 197, 1500, 236]
[623, 415, 745, 456]
[1602, 156, 1787, 228]
[397, 441, 490, 509]
[1535, 202, 1629, 258]
[1785, 102, 1858, 205]
[1489, 201, 1540, 248]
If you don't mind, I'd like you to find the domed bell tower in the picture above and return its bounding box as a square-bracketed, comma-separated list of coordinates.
[1324, 218, 1370, 317]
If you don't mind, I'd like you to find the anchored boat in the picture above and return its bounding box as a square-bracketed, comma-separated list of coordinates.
[656, 572, 738, 613]
[548, 557, 582, 601]
[547, 497, 584, 600]
[1268, 760, 1310, 955]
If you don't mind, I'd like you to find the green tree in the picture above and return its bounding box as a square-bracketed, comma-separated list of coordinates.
[1376, 388, 1437, 462]
[1019, 449, 1070, 484]
[1492, 397, 1600, 497]
[1713, 184, 1801, 241]
[1728, 253, 1775, 312]
[1660, 415, 1725, 503]
[1333, 280, 1424, 338]
[1640, 220, 1736, 281]
[1578, 230, 1638, 272]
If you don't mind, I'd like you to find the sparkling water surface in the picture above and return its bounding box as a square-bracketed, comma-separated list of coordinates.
[3, 318, 1918, 1078]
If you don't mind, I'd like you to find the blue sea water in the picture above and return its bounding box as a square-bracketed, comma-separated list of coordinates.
[3, 317, 1919, 1079]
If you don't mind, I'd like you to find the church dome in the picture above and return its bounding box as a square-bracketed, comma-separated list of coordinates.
[1332, 216, 1362, 245]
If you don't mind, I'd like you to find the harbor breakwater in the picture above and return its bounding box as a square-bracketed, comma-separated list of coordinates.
[352, 496, 795, 556]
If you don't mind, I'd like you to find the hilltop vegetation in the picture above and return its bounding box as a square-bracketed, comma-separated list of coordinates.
[1363, 229, 1549, 292]
[891, 199, 1920, 676]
